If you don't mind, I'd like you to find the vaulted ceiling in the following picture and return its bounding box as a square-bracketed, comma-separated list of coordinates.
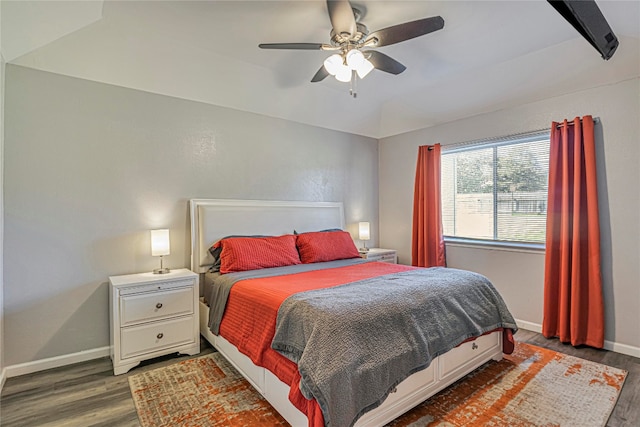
[3, 1, 639, 138]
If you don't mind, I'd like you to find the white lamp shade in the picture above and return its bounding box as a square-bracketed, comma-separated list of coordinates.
[358, 222, 370, 241]
[151, 229, 171, 256]
[346, 49, 365, 69]
[335, 66, 352, 82]
[323, 54, 344, 76]
[356, 58, 374, 78]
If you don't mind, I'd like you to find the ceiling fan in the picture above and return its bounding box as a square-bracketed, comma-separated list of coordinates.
[258, 0, 445, 97]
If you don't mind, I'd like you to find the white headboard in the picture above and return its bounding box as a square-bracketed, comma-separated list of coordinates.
[189, 199, 346, 273]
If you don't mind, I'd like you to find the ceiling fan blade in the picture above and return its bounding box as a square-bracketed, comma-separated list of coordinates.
[311, 66, 330, 82]
[258, 43, 327, 50]
[365, 16, 444, 47]
[326, 0, 357, 38]
[364, 50, 406, 75]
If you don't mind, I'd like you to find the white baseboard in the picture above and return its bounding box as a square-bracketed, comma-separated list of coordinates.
[5, 346, 110, 378]
[516, 318, 640, 358]
[515, 319, 542, 333]
[603, 340, 640, 358]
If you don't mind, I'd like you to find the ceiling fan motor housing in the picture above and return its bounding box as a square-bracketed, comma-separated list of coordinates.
[330, 22, 369, 46]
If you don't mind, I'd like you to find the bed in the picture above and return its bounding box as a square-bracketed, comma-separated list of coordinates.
[189, 198, 517, 427]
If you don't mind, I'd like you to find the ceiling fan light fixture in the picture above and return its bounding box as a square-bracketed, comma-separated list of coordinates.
[323, 54, 344, 75]
[356, 58, 374, 78]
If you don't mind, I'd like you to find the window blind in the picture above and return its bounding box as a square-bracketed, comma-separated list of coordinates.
[441, 133, 550, 244]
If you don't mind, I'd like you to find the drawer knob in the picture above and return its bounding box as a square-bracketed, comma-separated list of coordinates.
[155, 303, 163, 309]
[472, 342, 478, 350]
[157, 333, 164, 340]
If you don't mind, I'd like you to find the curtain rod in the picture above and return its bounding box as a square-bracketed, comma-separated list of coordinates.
[555, 116, 600, 128]
[441, 117, 601, 152]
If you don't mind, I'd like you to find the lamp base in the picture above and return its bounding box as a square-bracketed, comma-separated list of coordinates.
[359, 247, 370, 252]
[153, 268, 170, 274]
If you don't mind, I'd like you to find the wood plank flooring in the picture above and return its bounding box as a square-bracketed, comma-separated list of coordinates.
[1, 331, 638, 426]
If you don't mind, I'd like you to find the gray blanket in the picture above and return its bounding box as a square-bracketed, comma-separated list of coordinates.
[271, 267, 517, 427]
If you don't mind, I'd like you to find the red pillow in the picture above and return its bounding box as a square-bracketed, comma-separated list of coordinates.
[296, 230, 361, 264]
[214, 235, 301, 273]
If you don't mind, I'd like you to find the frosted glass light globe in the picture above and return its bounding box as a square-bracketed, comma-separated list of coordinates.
[335, 67, 352, 82]
[356, 58, 374, 78]
[323, 54, 344, 75]
[346, 50, 365, 69]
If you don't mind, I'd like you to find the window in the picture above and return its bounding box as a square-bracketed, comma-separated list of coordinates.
[441, 132, 550, 246]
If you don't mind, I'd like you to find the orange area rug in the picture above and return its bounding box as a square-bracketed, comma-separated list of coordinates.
[389, 341, 626, 426]
[129, 342, 626, 427]
[129, 352, 287, 426]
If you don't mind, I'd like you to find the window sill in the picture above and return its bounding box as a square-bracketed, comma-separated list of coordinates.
[444, 237, 545, 254]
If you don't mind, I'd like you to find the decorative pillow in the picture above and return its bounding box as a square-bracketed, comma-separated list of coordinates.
[208, 235, 268, 272]
[213, 234, 301, 273]
[296, 230, 361, 264]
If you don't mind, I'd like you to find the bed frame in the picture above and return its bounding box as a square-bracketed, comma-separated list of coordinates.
[190, 198, 503, 427]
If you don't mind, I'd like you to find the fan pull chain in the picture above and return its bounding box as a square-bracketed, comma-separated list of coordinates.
[350, 70, 357, 98]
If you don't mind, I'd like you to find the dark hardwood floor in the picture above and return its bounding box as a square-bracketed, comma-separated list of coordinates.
[1, 331, 638, 426]
[0, 338, 216, 427]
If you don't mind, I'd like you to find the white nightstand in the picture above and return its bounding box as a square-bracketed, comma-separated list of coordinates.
[360, 248, 398, 264]
[109, 268, 200, 375]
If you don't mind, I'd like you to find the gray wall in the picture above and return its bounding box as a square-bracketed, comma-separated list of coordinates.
[379, 78, 640, 351]
[4, 65, 379, 366]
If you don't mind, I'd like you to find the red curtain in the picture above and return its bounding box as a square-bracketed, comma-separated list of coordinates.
[412, 144, 446, 267]
[542, 115, 604, 348]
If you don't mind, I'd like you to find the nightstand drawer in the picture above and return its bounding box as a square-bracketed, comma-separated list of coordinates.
[376, 253, 397, 263]
[120, 316, 195, 359]
[361, 249, 397, 264]
[120, 286, 194, 326]
[118, 278, 195, 296]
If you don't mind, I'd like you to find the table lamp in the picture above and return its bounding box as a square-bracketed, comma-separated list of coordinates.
[151, 229, 170, 274]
